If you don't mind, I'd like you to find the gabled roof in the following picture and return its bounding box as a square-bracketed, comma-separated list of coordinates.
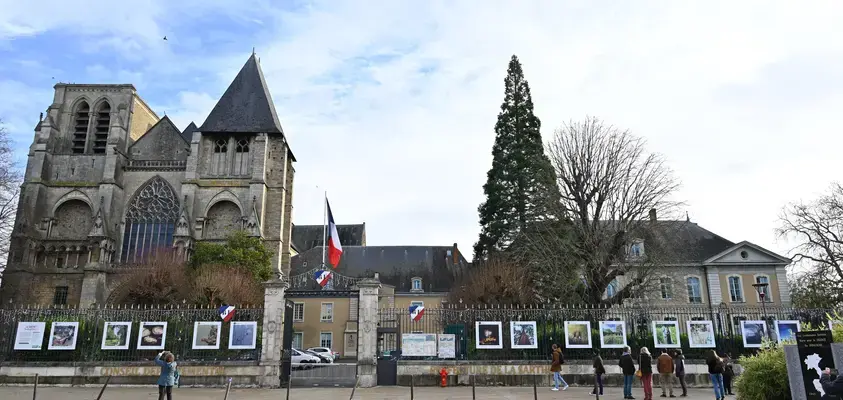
[703, 240, 791, 265]
[181, 121, 198, 142]
[130, 116, 186, 147]
[198, 53, 284, 134]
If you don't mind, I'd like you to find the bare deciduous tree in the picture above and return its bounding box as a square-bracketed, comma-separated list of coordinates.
[0, 119, 21, 275]
[516, 117, 682, 304]
[778, 183, 843, 307]
[448, 256, 535, 306]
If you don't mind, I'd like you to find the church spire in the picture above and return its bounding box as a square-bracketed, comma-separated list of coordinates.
[198, 52, 284, 134]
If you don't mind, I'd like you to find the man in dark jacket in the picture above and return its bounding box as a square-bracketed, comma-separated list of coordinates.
[619, 346, 637, 399]
[821, 368, 843, 399]
[673, 349, 687, 397]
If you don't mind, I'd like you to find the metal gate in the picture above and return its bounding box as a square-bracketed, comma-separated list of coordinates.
[376, 327, 399, 385]
[280, 299, 294, 387]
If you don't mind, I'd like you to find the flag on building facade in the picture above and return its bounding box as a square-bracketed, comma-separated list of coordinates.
[314, 269, 332, 287]
[219, 305, 236, 322]
[409, 304, 425, 321]
[326, 199, 343, 268]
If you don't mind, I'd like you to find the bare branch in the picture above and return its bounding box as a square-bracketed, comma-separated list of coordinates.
[0, 119, 22, 274]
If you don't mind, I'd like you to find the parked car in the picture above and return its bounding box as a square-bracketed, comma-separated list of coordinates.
[303, 349, 333, 363]
[291, 349, 320, 368]
[307, 347, 340, 361]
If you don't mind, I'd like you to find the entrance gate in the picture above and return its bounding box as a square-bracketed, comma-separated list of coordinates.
[376, 326, 400, 385]
[280, 299, 294, 387]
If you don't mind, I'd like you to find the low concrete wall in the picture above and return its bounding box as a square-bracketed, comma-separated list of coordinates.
[0, 362, 278, 387]
[398, 360, 736, 387]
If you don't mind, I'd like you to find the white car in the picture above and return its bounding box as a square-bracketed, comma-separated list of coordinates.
[291, 348, 320, 367]
[307, 347, 340, 361]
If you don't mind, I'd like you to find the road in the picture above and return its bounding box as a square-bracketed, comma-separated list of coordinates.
[0, 385, 727, 399]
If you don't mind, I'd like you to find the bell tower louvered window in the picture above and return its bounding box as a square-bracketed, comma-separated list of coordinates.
[92, 102, 110, 154]
[233, 138, 250, 176]
[72, 102, 90, 154]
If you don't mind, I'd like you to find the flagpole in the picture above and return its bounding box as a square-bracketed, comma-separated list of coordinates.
[321, 191, 327, 270]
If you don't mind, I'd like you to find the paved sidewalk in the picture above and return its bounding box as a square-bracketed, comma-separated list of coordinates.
[0, 386, 726, 399]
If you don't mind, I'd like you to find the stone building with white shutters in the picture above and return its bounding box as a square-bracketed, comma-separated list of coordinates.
[0, 53, 296, 307]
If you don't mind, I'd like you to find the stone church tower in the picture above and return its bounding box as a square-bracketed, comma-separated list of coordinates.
[0, 53, 296, 307]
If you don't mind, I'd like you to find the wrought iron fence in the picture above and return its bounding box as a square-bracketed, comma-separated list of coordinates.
[380, 303, 838, 361]
[0, 305, 264, 363]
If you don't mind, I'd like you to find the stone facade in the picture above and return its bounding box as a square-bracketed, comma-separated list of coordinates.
[0, 53, 296, 307]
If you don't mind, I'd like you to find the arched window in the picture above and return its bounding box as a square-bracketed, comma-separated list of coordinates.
[686, 276, 702, 303]
[233, 138, 250, 176]
[72, 101, 90, 154]
[121, 177, 180, 263]
[606, 278, 619, 298]
[212, 139, 228, 176]
[92, 102, 110, 153]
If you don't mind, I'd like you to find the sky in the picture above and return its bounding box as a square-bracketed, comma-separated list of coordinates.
[1, 1, 842, 261]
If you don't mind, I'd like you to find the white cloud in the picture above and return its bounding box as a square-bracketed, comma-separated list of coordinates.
[3, 0, 843, 260]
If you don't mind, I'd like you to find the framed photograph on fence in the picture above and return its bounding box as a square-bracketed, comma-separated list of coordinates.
[564, 321, 592, 349]
[652, 321, 681, 348]
[740, 320, 767, 348]
[510, 321, 538, 349]
[830, 320, 842, 330]
[775, 320, 800, 344]
[14, 321, 46, 350]
[137, 321, 167, 350]
[101, 322, 132, 350]
[687, 320, 716, 348]
[192, 321, 222, 350]
[229, 321, 258, 350]
[48, 321, 80, 351]
[598, 321, 627, 348]
[475, 321, 503, 349]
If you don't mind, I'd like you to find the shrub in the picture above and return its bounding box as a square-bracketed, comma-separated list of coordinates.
[191, 230, 274, 282]
[192, 264, 264, 305]
[734, 343, 790, 400]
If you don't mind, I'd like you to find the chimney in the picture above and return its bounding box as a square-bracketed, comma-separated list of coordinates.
[649, 208, 657, 222]
[453, 243, 459, 264]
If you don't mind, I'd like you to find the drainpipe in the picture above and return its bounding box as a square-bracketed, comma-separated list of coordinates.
[704, 265, 718, 332]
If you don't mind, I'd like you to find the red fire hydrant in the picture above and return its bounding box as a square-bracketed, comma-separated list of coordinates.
[440, 367, 448, 387]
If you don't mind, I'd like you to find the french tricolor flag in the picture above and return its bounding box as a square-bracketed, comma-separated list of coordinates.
[326, 200, 343, 268]
[219, 305, 236, 322]
[409, 304, 424, 321]
[314, 270, 331, 287]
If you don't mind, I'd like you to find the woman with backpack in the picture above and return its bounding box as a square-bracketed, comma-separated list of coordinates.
[155, 351, 180, 400]
[706, 350, 726, 400]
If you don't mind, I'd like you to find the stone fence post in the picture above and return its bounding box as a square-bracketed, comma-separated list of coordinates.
[356, 277, 381, 388]
[258, 277, 288, 387]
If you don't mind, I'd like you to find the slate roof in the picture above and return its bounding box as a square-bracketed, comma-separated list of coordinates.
[181, 121, 198, 142]
[129, 116, 187, 147]
[644, 220, 735, 263]
[291, 223, 366, 253]
[199, 53, 284, 135]
[290, 245, 469, 292]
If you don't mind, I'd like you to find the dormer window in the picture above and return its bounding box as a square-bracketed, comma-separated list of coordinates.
[629, 239, 645, 257]
[411, 277, 423, 292]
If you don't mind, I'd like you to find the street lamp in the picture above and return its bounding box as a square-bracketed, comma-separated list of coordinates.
[751, 282, 774, 342]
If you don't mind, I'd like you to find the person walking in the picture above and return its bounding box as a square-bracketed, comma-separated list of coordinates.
[706, 350, 726, 400]
[591, 349, 605, 395]
[640, 347, 654, 400]
[550, 344, 569, 391]
[154, 351, 178, 400]
[656, 349, 675, 398]
[673, 349, 687, 397]
[619, 346, 637, 399]
[722, 354, 735, 396]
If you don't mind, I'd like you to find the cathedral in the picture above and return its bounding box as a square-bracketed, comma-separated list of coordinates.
[0, 53, 296, 307]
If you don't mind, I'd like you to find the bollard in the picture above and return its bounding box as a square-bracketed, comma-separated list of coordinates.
[349, 377, 360, 400]
[223, 377, 232, 400]
[410, 374, 414, 400]
[32, 373, 38, 400]
[96, 376, 111, 400]
[471, 374, 476, 400]
[533, 376, 538, 400]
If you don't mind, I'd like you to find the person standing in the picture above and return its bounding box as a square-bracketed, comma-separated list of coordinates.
[550, 344, 569, 391]
[619, 346, 637, 399]
[656, 349, 675, 398]
[673, 349, 687, 397]
[155, 351, 178, 400]
[640, 347, 654, 400]
[591, 349, 605, 395]
[722, 354, 735, 396]
[706, 350, 726, 400]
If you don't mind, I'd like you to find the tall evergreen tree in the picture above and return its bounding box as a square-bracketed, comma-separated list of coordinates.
[473, 55, 561, 261]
